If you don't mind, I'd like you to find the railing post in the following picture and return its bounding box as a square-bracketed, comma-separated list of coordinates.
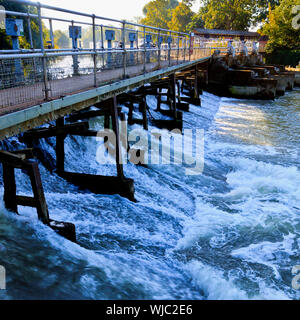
[177, 35, 179, 64]
[27, 12, 37, 80]
[168, 31, 171, 67]
[27, 14, 34, 49]
[122, 20, 127, 79]
[183, 36, 186, 63]
[37, 2, 50, 101]
[71, 20, 79, 75]
[100, 24, 104, 70]
[136, 30, 139, 65]
[92, 14, 97, 87]
[49, 18, 54, 48]
[143, 26, 146, 74]
[158, 29, 161, 69]
[189, 33, 192, 61]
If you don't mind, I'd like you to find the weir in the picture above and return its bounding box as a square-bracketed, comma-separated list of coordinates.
[0, 1, 298, 242]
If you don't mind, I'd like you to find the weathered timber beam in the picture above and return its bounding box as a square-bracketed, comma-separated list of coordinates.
[58, 171, 135, 202]
[67, 110, 109, 121]
[10, 148, 34, 159]
[181, 96, 201, 106]
[72, 130, 99, 137]
[151, 118, 183, 132]
[0, 150, 28, 168]
[15, 195, 36, 207]
[50, 220, 76, 242]
[21, 122, 89, 140]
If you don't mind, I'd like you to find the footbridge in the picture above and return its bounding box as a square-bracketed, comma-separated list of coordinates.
[0, 0, 215, 140]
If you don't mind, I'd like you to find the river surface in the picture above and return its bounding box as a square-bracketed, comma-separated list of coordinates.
[0, 87, 299, 300]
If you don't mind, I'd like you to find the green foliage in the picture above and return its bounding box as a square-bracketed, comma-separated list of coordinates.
[168, 3, 194, 32]
[186, 7, 206, 31]
[253, 0, 280, 24]
[265, 50, 300, 67]
[141, 0, 175, 29]
[199, 0, 255, 30]
[261, 0, 300, 52]
[191, 0, 281, 31]
[140, 0, 195, 32]
[0, 0, 49, 49]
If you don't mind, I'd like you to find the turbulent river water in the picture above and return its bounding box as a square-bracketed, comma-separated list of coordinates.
[0, 87, 299, 300]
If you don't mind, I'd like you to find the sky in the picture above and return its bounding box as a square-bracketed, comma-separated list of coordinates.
[39, 0, 200, 24]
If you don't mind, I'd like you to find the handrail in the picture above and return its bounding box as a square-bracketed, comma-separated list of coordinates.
[0, 0, 254, 109]
[4, 0, 189, 36]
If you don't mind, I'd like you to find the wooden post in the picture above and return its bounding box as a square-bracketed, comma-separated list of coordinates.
[110, 96, 124, 179]
[170, 73, 177, 119]
[26, 160, 50, 225]
[2, 164, 17, 213]
[104, 113, 110, 129]
[194, 65, 199, 98]
[156, 87, 162, 111]
[177, 80, 182, 104]
[128, 102, 134, 125]
[56, 117, 65, 173]
[140, 95, 148, 131]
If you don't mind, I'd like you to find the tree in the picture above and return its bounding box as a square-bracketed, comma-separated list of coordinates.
[140, 0, 195, 32]
[141, 0, 176, 29]
[186, 9, 206, 31]
[253, 0, 280, 25]
[199, 0, 255, 30]
[260, 0, 300, 52]
[168, 3, 194, 33]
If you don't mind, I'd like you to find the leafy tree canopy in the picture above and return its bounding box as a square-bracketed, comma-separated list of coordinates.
[260, 0, 300, 52]
[140, 0, 195, 32]
[199, 0, 255, 30]
[168, 3, 194, 33]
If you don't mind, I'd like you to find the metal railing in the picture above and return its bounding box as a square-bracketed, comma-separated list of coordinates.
[0, 0, 213, 109]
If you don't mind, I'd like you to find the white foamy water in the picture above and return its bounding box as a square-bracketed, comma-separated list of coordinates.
[0, 88, 299, 300]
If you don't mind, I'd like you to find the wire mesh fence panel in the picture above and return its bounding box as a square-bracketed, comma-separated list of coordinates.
[95, 52, 123, 85]
[47, 54, 95, 99]
[125, 51, 138, 68]
[145, 49, 159, 72]
[0, 57, 46, 110]
[136, 50, 145, 67]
